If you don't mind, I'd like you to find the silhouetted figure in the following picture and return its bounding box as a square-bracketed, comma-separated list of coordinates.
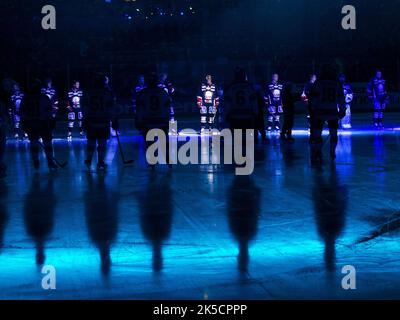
[312, 165, 347, 273]
[83, 74, 118, 171]
[0, 92, 9, 178]
[158, 73, 175, 123]
[0, 181, 9, 254]
[138, 172, 173, 272]
[224, 67, 258, 135]
[255, 84, 267, 143]
[23, 175, 56, 265]
[84, 174, 119, 276]
[227, 176, 261, 272]
[136, 73, 172, 167]
[20, 80, 58, 171]
[306, 74, 345, 164]
[281, 82, 301, 141]
[132, 74, 146, 116]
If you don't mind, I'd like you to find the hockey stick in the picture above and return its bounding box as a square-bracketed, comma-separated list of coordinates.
[38, 141, 68, 168]
[116, 131, 134, 165]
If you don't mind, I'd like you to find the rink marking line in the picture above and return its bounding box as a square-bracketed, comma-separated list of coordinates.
[5, 127, 400, 145]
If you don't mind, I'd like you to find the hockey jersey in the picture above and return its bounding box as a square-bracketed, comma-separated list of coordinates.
[68, 88, 83, 109]
[136, 87, 172, 126]
[197, 83, 220, 107]
[41, 87, 58, 105]
[265, 82, 283, 106]
[224, 81, 258, 120]
[367, 77, 387, 100]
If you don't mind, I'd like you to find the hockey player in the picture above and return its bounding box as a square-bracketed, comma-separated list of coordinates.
[367, 70, 388, 129]
[136, 73, 172, 167]
[302, 74, 318, 128]
[0, 93, 8, 178]
[264, 73, 284, 132]
[158, 73, 176, 129]
[132, 75, 146, 114]
[158, 73, 175, 96]
[197, 75, 220, 134]
[338, 74, 354, 129]
[224, 67, 258, 133]
[10, 84, 26, 139]
[67, 80, 84, 140]
[132, 75, 146, 129]
[281, 82, 300, 141]
[41, 78, 58, 112]
[102, 76, 119, 138]
[20, 80, 58, 171]
[255, 84, 267, 143]
[307, 75, 345, 164]
[83, 75, 118, 171]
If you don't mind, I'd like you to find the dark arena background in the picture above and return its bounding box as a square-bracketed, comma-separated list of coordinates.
[0, 0, 399, 307]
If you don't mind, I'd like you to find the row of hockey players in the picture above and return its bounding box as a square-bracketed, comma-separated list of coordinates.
[133, 67, 352, 166]
[0, 67, 376, 176]
[0, 74, 119, 175]
[133, 69, 388, 137]
[5, 69, 388, 141]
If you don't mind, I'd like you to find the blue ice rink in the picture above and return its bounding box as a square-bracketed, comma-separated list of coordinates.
[0, 113, 399, 299]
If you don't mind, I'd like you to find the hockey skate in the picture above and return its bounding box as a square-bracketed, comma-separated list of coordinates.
[273, 119, 280, 132]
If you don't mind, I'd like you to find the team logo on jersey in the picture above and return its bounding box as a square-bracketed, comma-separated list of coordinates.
[72, 96, 80, 106]
[273, 89, 281, 99]
[205, 91, 213, 100]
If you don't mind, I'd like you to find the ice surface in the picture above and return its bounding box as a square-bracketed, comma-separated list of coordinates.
[0, 114, 399, 299]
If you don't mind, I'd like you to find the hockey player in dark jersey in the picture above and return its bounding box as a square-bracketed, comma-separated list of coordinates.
[136, 73, 173, 167]
[9, 84, 27, 139]
[302, 74, 318, 128]
[67, 80, 84, 140]
[197, 75, 220, 134]
[41, 78, 58, 113]
[264, 73, 284, 132]
[83, 75, 118, 171]
[367, 70, 388, 129]
[158, 73, 175, 132]
[20, 80, 58, 171]
[307, 75, 345, 164]
[338, 74, 354, 129]
[255, 84, 267, 143]
[132, 75, 146, 115]
[224, 68, 258, 133]
[0, 90, 9, 178]
[101, 75, 120, 138]
[158, 73, 175, 96]
[281, 82, 301, 141]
